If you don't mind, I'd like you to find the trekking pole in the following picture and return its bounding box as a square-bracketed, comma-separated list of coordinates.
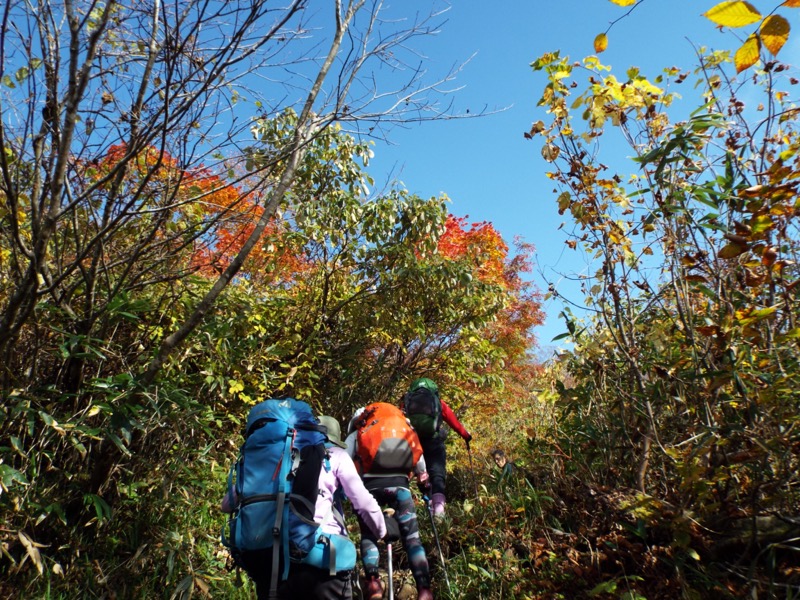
[466, 439, 479, 499]
[384, 508, 396, 600]
[423, 495, 452, 594]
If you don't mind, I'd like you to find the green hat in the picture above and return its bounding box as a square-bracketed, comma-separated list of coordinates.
[318, 415, 346, 449]
[410, 377, 438, 395]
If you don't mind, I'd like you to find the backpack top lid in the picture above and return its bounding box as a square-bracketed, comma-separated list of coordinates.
[409, 377, 438, 396]
[245, 397, 318, 437]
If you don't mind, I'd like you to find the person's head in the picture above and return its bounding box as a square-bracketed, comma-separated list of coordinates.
[318, 415, 346, 449]
[409, 377, 438, 396]
[491, 448, 507, 468]
[346, 407, 366, 435]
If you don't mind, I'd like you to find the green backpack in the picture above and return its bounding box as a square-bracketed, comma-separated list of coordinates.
[403, 379, 443, 438]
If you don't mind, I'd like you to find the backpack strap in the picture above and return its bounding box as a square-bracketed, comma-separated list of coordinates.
[313, 501, 348, 576]
[269, 428, 294, 599]
[220, 462, 237, 547]
[323, 535, 337, 576]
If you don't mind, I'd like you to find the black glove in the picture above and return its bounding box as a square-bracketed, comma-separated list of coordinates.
[465, 432, 473, 443]
[383, 515, 401, 543]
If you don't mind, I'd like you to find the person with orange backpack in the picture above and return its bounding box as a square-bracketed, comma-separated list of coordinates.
[401, 378, 472, 521]
[346, 403, 434, 600]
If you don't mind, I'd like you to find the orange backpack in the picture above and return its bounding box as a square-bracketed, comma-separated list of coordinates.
[354, 402, 423, 476]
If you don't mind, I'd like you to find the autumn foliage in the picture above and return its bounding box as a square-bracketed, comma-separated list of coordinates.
[601, 1, 799, 73]
[525, 16, 800, 597]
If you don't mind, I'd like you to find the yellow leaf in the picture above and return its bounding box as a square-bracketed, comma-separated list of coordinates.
[542, 144, 560, 162]
[18, 532, 44, 575]
[594, 33, 609, 54]
[760, 15, 790, 55]
[719, 242, 748, 258]
[734, 35, 761, 73]
[703, 1, 762, 27]
[608, 0, 636, 5]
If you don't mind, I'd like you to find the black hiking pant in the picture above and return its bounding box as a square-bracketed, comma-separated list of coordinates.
[420, 432, 447, 496]
[281, 564, 354, 600]
[239, 550, 353, 599]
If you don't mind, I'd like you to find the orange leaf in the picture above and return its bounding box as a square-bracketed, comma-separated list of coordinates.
[704, 1, 762, 27]
[594, 33, 609, 54]
[697, 325, 721, 337]
[762, 246, 778, 266]
[782, 0, 800, 7]
[734, 35, 761, 72]
[760, 15, 790, 55]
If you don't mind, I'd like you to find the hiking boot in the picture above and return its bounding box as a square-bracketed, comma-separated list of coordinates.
[417, 587, 434, 600]
[431, 492, 446, 521]
[365, 574, 383, 600]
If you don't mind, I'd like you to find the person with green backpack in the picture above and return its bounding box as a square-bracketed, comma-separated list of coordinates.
[401, 378, 473, 521]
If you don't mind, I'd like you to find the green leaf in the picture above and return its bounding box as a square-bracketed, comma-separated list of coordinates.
[750, 214, 773, 234]
[84, 493, 112, 521]
[0, 464, 29, 488]
[589, 580, 618, 596]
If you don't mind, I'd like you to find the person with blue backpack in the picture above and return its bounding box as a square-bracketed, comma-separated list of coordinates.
[220, 398, 397, 600]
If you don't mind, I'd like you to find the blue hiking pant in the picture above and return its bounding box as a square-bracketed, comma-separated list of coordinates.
[358, 485, 430, 589]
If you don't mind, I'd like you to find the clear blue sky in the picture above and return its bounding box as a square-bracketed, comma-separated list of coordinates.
[364, 0, 754, 353]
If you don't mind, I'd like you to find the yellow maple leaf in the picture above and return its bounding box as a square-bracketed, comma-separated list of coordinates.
[760, 15, 790, 55]
[703, 1, 762, 27]
[594, 33, 609, 53]
[735, 34, 761, 72]
[608, 0, 636, 5]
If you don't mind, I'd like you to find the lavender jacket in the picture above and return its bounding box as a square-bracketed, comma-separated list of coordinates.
[316, 446, 386, 539]
[221, 447, 386, 540]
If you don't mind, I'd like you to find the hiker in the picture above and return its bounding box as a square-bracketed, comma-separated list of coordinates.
[347, 403, 434, 600]
[290, 414, 398, 600]
[491, 448, 517, 488]
[401, 377, 472, 520]
[220, 399, 397, 600]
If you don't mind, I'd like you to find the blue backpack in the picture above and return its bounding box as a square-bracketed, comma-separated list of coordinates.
[221, 398, 328, 596]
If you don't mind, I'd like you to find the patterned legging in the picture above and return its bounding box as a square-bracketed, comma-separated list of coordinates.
[358, 485, 430, 589]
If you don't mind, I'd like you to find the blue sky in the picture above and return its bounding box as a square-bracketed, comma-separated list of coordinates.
[364, 0, 756, 352]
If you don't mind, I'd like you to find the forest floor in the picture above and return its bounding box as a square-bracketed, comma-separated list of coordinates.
[489, 477, 800, 600]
